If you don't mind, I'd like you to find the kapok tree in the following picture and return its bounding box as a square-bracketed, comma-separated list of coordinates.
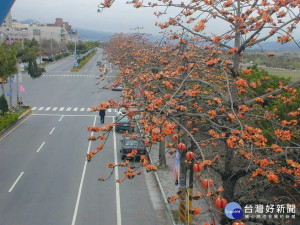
[92, 1, 300, 224]
[88, 32, 299, 224]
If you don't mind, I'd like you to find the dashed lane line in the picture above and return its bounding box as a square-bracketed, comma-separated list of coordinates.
[49, 127, 55, 134]
[8, 172, 24, 193]
[31, 107, 119, 113]
[36, 141, 45, 153]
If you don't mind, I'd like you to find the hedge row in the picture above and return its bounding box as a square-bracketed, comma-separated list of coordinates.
[78, 50, 96, 69]
[54, 52, 71, 61]
[0, 114, 18, 131]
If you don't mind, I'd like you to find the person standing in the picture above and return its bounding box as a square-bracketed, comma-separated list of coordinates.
[99, 108, 106, 124]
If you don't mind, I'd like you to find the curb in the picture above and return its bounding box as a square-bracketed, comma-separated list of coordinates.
[148, 153, 177, 225]
[137, 121, 177, 225]
[0, 106, 32, 139]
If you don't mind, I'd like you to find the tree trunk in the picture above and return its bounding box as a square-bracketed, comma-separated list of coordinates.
[1, 82, 4, 95]
[220, 144, 239, 224]
[221, 178, 238, 225]
[222, 148, 237, 200]
[159, 139, 166, 168]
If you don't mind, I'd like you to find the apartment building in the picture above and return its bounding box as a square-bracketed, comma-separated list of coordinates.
[1, 10, 13, 28]
[0, 13, 78, 46]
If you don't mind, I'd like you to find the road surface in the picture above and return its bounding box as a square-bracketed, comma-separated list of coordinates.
[0, 49, 169, 225]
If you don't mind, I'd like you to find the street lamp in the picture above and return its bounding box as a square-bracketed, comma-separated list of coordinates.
[65, 32, 79, 68]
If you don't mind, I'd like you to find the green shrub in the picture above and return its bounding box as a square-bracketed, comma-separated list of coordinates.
[0, 114, 18, 131]
[240, 65, 300, 145]
[78, 50, 96, 69]
[0, 95, 9, 115]
[54, 54, 63, 60]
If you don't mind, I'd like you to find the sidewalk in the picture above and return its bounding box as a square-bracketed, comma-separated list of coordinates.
[148, 143, 221, 225]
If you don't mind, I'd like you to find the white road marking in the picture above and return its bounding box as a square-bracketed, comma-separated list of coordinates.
[59, 115, 64, 122]
[36, 141, 45, 153]
[8, 172, 24, 192]
[71, 116, 97, 225]
[33, 114, 116, 117]
[32, 106, 119, 113]
[113, 117, 122, 225]
[49, 127, 55, 134]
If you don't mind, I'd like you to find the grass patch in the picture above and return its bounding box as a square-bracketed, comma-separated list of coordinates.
[261, 67, 300, 81]
[0, 107, 29, 132]
[243, 51, 300, 70]
[0, 113, 18, 131]
[12, 106, 28, 116]
[241, 65, 300, 82]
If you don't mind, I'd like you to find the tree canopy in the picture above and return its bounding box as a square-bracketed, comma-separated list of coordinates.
[91, 1, 300, 224]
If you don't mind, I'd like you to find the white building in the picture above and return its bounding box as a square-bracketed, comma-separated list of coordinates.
[0, 13, 78, 47]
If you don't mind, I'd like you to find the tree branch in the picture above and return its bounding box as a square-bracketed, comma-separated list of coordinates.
[244, 80, 300, 107]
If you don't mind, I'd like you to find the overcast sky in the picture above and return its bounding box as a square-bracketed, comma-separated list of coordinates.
[11, 0, 165, 34]
[11, 0, 300, 42]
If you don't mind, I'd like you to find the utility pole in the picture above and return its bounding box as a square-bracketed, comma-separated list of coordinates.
[50, 32, 53, 50]
[74, 35, 77, 55]
[178, 39, 189, 224]
[187, 140, 196, 225]
[8, 34, 12, 112]
[17, 62, 24, 110]
[39, 28, 42, 64]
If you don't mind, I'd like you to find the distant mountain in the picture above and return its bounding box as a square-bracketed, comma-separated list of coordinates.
[250, 40, 300, 52]
[75, 28, 114, 42]
[19, 19, 40, 24]
[16, 20, 300, 49]
[75, 28, 163, 42]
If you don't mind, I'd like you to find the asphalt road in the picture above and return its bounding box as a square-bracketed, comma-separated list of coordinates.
[0, 49, 164, 225]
